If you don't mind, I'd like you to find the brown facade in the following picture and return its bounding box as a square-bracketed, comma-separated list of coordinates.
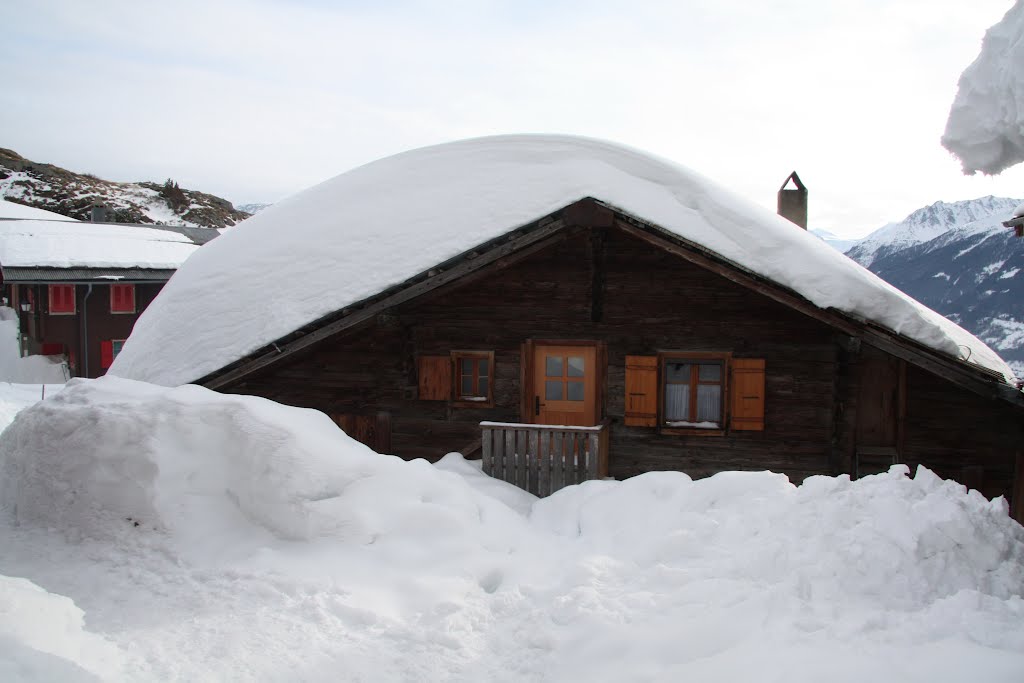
[219, 215, 1024, 511]
[5, 282, 164, 378]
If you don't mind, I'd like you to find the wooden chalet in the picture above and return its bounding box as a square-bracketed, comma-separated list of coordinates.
[0, 216, 217, 378]
[109, 137, 1024, 520]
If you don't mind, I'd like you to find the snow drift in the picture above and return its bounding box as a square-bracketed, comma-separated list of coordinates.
[110, 135, 1016, 386]
[1, 377, 1024, 680]
[943, 0, 1024, 175]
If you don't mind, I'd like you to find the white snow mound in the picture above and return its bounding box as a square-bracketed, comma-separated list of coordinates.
[2, 377, 1024, 679]
[0, 575, 123, 682]
[943, 0, 1024, 175]
[109, 135, 1016, 386]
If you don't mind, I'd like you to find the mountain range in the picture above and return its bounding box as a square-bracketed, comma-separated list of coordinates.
[838, 196, 1024, 378]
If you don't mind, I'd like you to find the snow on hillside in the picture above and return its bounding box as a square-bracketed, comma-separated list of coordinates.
[110, 135, 1016, 387]
[943, 0, 1024, 175]
[0, 148, 248, 229]
[846, 196, 1020, 266]
[0, 198, 78, 221]
[809, 228, 858, 253]
[236, 202, 271, 215]
[847, 197, 1024, 374]
[1, 376, 1023, 681]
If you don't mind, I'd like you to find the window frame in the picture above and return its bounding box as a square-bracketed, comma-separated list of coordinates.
[451, 350, 495, 408]
[48, 284, 76, 315]
[658, 351, 731, 436]
[109, 283, 136, 314]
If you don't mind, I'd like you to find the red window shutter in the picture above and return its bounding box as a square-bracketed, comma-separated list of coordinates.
[624, 355, 658, 427]
[100, 340, 114, 369]
[40, 343, 64, 356]
[731, 358, 766, 431]
[418, 355, 452, 400]
[111, 284, 135, 313]
[48, 285, 75, 314]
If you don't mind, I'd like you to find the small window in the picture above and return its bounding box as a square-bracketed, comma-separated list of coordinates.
[663, 356, 725, 429]
[48, 284, 76, 315]
[451, 351, 494, 407]
[110, 284, 135, 314]
[100, 339, 126, 369]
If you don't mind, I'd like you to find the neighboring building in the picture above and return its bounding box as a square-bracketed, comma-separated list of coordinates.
[109, 136, 1024, 519]
[0, 208, 217, 378]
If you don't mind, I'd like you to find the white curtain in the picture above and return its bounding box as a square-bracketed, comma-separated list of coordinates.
[665, 384, 690, 421]
[696, 385, 721, 423]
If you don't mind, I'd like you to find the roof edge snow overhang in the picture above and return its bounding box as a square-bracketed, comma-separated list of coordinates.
[0, 267, 177, 283]
[199, 198, 1024, 409]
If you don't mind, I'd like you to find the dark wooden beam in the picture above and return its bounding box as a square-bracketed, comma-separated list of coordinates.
[204, 220, 568, 390]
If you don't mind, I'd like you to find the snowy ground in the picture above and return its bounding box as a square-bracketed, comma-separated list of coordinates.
[1, 378, 1023, 682]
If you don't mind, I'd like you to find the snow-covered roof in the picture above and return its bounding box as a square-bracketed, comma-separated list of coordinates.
[942, 0, 1024, 175]
[0, 218, 209, 270]
[110, 135, 1017, 386]
[0, 198, 78, 221]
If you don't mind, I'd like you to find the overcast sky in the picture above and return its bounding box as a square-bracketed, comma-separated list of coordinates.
[2, 0, 1022, 238]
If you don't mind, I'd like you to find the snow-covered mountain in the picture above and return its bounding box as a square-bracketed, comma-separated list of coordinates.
[846, 196, 1024, 377]
[810, 228, 858, 253]
[0, 148, 248, 229]
[845, 196, 1019, 267]
[236, 202, 271, 215]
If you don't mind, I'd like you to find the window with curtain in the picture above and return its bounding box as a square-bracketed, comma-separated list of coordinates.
[663, 358, 724, 428]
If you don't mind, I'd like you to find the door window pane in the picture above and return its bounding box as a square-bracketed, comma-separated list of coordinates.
[545, 380, 564, 400]
[545, 356, 563, 377]
[567, 356, 585, 377]
[566, 381, 584, 401]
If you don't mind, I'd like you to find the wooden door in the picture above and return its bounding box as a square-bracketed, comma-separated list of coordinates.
[533, 345, 599, 426]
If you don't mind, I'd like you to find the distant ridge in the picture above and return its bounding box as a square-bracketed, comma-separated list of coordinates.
[0, 148, 249, 229]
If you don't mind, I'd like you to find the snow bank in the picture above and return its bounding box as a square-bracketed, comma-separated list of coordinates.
[0, 309, 68, 384]
[943, 0, 1024, 175]
[0, 575, 122, 682]
[0, 377, 530, 559]
[110, 135, 1016, 386]
[1, 378, 1024, 680]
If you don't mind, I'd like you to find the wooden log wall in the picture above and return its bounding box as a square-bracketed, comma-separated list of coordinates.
[226, 222, 1022, 507]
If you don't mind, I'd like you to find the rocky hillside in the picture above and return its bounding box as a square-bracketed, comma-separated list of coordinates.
[0, 148, 250, 229]
[845, 196, 1024, 378]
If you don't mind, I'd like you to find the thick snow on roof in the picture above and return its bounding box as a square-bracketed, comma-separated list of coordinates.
[942, 0, 1024, 175]
[0, 198, 77, 221]
[0, 218, 200, 269]
[111, 135, 1016, 386]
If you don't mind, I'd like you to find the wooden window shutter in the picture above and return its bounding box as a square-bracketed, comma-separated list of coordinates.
[624, 355, 658, 427]
[731, 358, 766, 431]
[100, 340, 114, 369]
[418, 355, 451, 400]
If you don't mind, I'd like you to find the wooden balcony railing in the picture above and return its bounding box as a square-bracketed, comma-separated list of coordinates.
[480, 420, 610, 497]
